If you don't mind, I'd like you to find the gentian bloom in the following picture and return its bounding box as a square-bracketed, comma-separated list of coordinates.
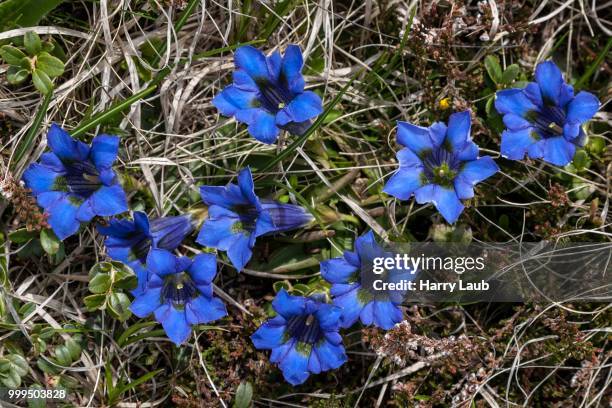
[130, 249, 227, 345]
[23, 124, 128, 240]
[212, 44, 323, 144]
[251, 290, 347, 386]
[97, 211, 196, 295]
[321, 231, 413, 330]
[196, 167, 313, 271]
[383, 111, 499, 224]
[495, 61, 600, 166]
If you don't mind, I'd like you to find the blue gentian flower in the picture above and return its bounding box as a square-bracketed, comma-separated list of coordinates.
[23, 124, 128, 240]
[321, 231, 413, 330]
[383, 111, 499, 224]
[251, 289, 347, 386]
[213, 44, 323, 144]
[196, 167, 314, 271]
[130, 249, 227, 345]
[97, 211, 196, 295]
[495, 61, 600, 166]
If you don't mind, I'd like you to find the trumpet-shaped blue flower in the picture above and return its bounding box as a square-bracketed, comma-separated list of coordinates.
[495, 61, 600, 166]
[321, 231, 413, 330]
[251, 290, 347, 386]
[23, 124, 128, 240]
[213, 45, 323, 144]
[196, 167, 313, 271]
[97, 211, 196, 295]
[130, 249, 227, 345]
[383, 111, 499, 224]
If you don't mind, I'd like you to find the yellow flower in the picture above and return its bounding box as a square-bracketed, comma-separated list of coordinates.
[439, 97, 451, 110]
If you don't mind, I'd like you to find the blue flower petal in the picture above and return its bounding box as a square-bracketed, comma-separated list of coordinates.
[146, 249, 178, 277]
[232, 69, 258, 92]
[429, 122, 447, 148]
[558, 83, 574, 107]
[133, 211, 150, 233]
[414, 184, 464, 224]
[383, 167, 425, 200]
[397, 121, 435, 155]
[47, 124, 90, 162]
[47, 196, 81, 240]
[281, 44, 305, 94]
[307, 349, 322, 374]
[23, 163, 62, 194]
[331, 285, 364, 328]
[314, 303, 342, 331]
[154, 304, 192, 345]
[277, 91, 322, 125]
[200, 184, 250, 207]
[359, 301, 375, 325]
[535, 61, 564, 105]
[234, 45, 270, 81]
[500, 128, 538, 160]
[320, 257, 358, 284]
[266, 50, 282, 81]
[185, 295, 227, 325]
[226, 232, 252, 271]
[503, 113, 531, 130]
[237, 167, 259, 206]
[523, 82, 543, 106]
[196, 211, 241, 250]
[278, 342, 310, 386]
[445, 111, 472, 152]
[453, 156, 499, 200]
[98, 217, 136, 238]
[90, 184, 128, 216]
[251, 316, 287, 349]
[189, 253, 217, 285]
[40, 152, 65, 171]
[273, 289, 306, 318]
[495, 89, 538, 117]
[373, 301, 403, 330]
[130, 287, 162, 317]
[566, 91, 599, 124]
[314, 339, 347, 371]
[36, 191, 64, 208]
[90, 134, 119, 169]
[541, 136, 576, 166]
[247, 110, 280, 144]
[76, 199, 96, 222]
[455, 141, 479, 162]
[213, 85, 259, 117]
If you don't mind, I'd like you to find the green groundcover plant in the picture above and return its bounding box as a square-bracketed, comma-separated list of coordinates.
[0, 1, 609, 406]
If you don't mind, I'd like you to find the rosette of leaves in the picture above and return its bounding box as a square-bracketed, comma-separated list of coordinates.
[85, 261, 137, 321]
[0, 31, 65, 94]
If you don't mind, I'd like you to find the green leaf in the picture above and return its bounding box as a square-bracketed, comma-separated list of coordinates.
[88, 274, 112, 294]
[273, 281, 290, 293]
[0, 45, 27, 65]
[31, 68, 54, 95]
[40, 229, 60, 255]
[7, 66, 30, 85]
[65, 338, 82, 361]
[9, 228, 39, 243]
[572, 150, 591, 171]
[36, 51, 64, 78]
[0, 354, 28, 387]
[484, 55, 502, 84]
[0, 0, 64, 31]
[27, 384, 47, 408]
[10, 90, 52, 169]
[24, 31, 42, 55]
[501, 64, 519, 85]
[83, 294, 105, 311]
[108, 293, 132, 321]
[53, 345, 72, 366]
[233, 381, 253, 408]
